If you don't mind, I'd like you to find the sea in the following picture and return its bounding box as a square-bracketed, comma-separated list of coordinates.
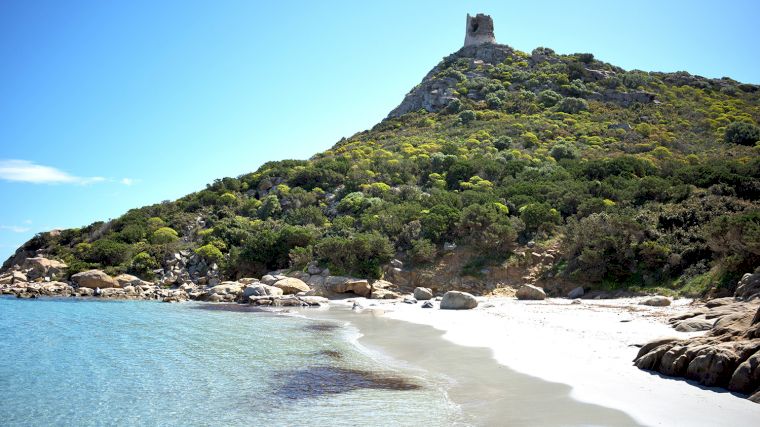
[0, 297, 461, 426]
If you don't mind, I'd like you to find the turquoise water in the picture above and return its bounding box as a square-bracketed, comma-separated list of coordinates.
[0, 297, 458, 426]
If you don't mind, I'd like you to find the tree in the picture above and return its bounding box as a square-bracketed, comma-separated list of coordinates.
[195, 244, 224, 264]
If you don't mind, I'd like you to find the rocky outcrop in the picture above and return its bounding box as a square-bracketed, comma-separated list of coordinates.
[634, 298, 760, 402]
[440, 291, 478, 310]
[22, 257, 68, 280]
[516, 284, 546, 300]
[71, 270, 120, 289]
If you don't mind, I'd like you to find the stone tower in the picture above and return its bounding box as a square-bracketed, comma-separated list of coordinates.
[464, 13, 495, 47]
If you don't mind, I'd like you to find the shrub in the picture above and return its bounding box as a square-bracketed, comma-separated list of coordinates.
[556, 97, 588, 114]
[409, 238, 437, 265]
[195, 244, 224, 264]
[458, 204, 517, 252]
[218, 192, 238, 206]
[724, 121, 760, 146]
[87, 239, 131, 266]
[538, 90, 562, 107]
[289, 246, 313, 269]
[314, 233, 394, 278]
[458, 110, 476, 124]
[549, 143, 577, 160]
[445, 98, 462, 114]
[563, 213, 645, 282]
[520, 203, 561, 232]
[151, 227, 179, 244]
[129, 251, 158, 278]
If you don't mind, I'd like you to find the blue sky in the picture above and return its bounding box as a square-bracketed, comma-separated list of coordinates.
[1, 0, 759, 260]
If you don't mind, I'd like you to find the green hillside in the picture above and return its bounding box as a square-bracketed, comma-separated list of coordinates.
[6, 43, 759, 296]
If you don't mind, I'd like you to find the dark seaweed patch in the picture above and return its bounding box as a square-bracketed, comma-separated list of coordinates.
[273, 366, 421, 399]
[317, 349, 343, 360]
[192, 303, 268, 313]
[303, 322, 341, 332]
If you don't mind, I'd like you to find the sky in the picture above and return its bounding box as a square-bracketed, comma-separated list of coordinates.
[1, 0, 759, 260]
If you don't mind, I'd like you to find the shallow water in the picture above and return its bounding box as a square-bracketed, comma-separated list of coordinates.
[0, 297, 458, 426]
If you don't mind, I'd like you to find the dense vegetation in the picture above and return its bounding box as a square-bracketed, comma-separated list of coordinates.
[8, 45, 759, 296]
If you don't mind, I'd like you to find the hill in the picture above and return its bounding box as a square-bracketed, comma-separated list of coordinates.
[3, 31, 759, 297]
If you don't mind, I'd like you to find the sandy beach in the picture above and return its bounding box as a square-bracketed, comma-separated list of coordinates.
[329, 296, 760, 427]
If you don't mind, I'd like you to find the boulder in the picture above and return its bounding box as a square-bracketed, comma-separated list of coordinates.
[685, 345, 740, 387]
[243, 284, 283, 299]
[736, 273, 760, 300]
[273, 277, 310, 295]
[207, 281, 243, 296]
[673, 317, 714, 332]
[261, 274, 283, 285]
[71, 270, 120, 289]
[114, 274, 151, 288]
[639, 296, 671, 306]
[370, 280, 400, 299]
[370, 288, 400, 299]
[325, 276, 370, 297]
[422, 301, 434, 309]
[413, 287, 433, 300]
[516, 284, 546, 300]
[22, 257, 68, 280]
[238, 277, 259, 285]
[728, 349, 760, 394]
[567, 287, 584, 299]
[440, 291, 478, 310]
[403, 297, 418, 304]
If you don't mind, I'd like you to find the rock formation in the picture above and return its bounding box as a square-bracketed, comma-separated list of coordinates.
[634, 297, 760, 403]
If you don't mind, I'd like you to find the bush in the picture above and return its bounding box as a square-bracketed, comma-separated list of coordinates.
[724, 122, 760, 146]
[409, 238, 437, 265]
[538, 90, 562, 107]
[218, 192, 238, 206]
[151, 227, 179, 244]
[129, 251, 158, 277]
[556, 97, 588, 114]
[520, 203, 561, 232]
[87, 239, 131, 266]
[195, 244, 224, 264]
[563, 213, 645, 282]
[549, 143, 577, 160]
[445, 98, 462, 114]
[458, 110, 476, 124]
[458, 203, 517, 252]
[314, 233, 394, 278]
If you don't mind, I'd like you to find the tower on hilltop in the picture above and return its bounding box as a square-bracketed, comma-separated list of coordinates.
[464, 13, 495, 47]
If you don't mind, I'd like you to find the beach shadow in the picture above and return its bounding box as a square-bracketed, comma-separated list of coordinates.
[639, 370, 751, 399]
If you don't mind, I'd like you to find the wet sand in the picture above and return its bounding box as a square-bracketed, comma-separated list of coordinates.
[308, 307, 642, 427]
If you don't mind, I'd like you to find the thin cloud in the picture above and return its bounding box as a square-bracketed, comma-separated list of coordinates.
[120, 177, 137, 186]
[0, 225, 31, 233]
[0, 160, 105, 185]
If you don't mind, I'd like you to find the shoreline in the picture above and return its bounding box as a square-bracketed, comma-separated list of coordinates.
[305, 304, 642, 426]
[328, 296, 760, 427]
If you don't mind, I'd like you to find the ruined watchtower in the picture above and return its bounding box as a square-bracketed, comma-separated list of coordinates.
[464, 13, 495, 47]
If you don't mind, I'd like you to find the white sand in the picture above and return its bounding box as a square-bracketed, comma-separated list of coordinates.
[340, 296, 759, 427]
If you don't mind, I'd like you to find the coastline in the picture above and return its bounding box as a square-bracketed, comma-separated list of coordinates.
[322, 297, 760, 427]
[305, 304, 641, 426]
